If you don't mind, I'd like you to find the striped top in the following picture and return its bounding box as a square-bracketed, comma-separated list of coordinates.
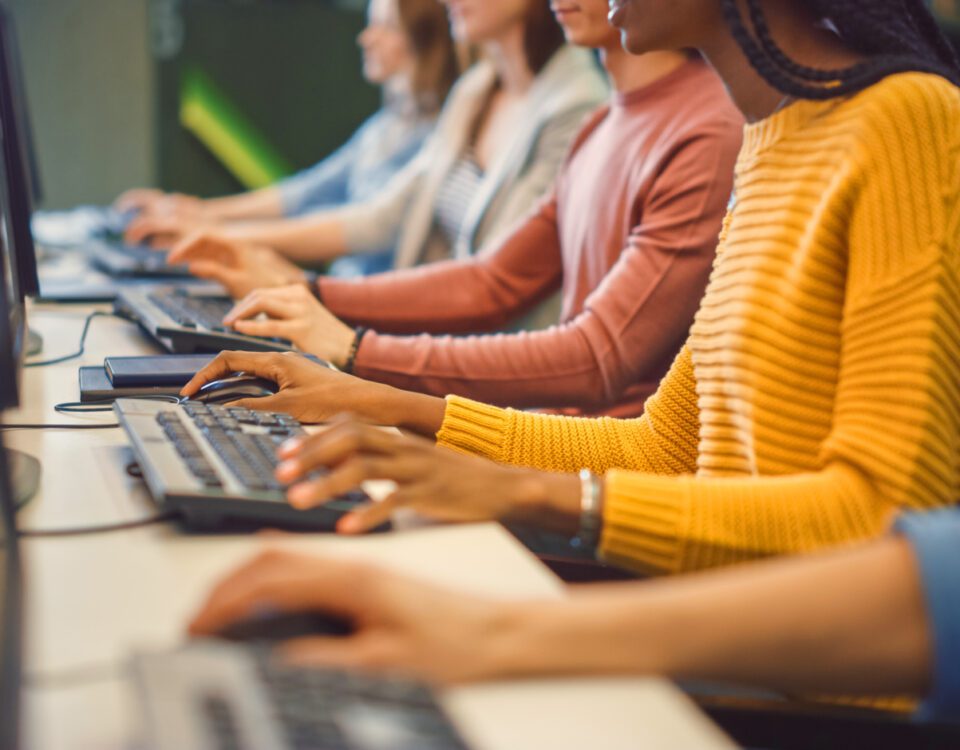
[433, 148, 485, 249]
[436, 72, 960, 575]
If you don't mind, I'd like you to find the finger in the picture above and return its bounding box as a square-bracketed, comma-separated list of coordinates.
[224, 292, 299, 325]
[276, 423, 401, 485]
[125, 217, 176, 245]
[115, 189, 161, 213]
[189, 553, 372, 636]
[188, 262, 248, 297]
[181, 351, 276, 396]
[285, 455, 402, 509]
[232, 319, 297, 340]
[337, 493, 403, 534]
[168, 233, 228, 265]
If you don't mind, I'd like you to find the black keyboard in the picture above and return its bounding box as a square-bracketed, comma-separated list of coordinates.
[148, 289, 238, 332]
[204, 652, 469, 750]
[114, 398, 377, 531]
[157, 402, 307, 493]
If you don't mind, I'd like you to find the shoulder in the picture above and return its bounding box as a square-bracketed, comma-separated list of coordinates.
[848, 73, 960, 156]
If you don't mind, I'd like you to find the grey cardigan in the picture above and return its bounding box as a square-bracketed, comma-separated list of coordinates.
[335, 46, 608, 269]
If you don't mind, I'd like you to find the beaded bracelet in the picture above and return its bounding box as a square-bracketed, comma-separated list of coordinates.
[343, 326, 369, 374]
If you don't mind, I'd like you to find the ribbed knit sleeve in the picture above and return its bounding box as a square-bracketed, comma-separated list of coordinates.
[600, 75, 960, 574]
[437, 346, 701, 476]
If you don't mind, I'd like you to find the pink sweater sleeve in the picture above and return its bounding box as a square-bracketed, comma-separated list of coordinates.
[317, 198, 563, 335]
[350, 131, 733, 409]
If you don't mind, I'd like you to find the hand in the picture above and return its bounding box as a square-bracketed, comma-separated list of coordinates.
[274, 415, 581, 534]
[124, 214, 213, 249]
[168, 233, 308, 298]
[188, 549, 527, 684]
[182, 350, 385, 422]
[224, 285, 355, 367]
[114, 187, 167, 214]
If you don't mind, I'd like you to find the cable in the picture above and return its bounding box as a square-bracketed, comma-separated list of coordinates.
[0, 396, 182, 430]
[55, 395, 182, 415]
[18, 511, 177, 538]
[24, 311, 118, 368]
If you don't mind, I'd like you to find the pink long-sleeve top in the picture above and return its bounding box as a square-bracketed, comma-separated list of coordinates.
[317, 59, 743, 417]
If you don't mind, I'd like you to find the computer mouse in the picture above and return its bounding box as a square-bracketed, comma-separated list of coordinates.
[216, 610, 353, 644]
[186, 373, 280, 405]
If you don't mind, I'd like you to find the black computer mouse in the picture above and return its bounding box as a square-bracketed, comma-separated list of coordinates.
[216, 610, 353, 644]
[187, 373, 280, 405]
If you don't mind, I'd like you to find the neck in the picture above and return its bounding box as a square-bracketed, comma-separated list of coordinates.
[483, 25, 536, 94]
[601, 46, 688, 94]
[697, 0, 863, 122]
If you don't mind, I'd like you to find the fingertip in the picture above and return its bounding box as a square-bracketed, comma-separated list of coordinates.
[275, 459, 299, 483]
[288, 483, 317, 509]
[278, 437, 304, 457]
[336, 513, 363, 535]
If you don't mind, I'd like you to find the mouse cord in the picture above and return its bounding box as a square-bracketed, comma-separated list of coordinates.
[24, 310, 123, 368]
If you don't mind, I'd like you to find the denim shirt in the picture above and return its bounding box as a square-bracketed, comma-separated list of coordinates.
[277, 107, 434, 276]
[895, 509, 960, 724]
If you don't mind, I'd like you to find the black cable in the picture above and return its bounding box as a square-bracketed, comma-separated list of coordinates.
[18, 511, 177, 538]
[24, 311, 117, 368]
[55, 395, 182, 415]
[0, 396, 182, 429]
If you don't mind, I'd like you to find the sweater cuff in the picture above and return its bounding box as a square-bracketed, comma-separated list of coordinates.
[436, 396, 511, 463]
[599, 470, 690, 575]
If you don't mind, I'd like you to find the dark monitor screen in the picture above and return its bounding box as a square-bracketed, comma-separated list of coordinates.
[0, 131, 24, 410]
[0, 3, 39, 298]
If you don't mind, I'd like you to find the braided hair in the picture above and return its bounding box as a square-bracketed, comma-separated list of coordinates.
[720, 0, 960, 99]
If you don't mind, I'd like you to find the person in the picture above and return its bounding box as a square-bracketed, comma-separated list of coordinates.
[166, 1, 743, 419]
[127, 0, 608, 282]
[183, 0, 960, 578]
[189, 508, 960, 724]
[117, 0, 458, 277]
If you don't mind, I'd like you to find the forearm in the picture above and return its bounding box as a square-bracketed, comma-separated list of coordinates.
[203, 187, 285, 222]
[320, 207, 563, 334]
[491, 537, 930, 696]
[222, 214, 349, 263]
[361, 383, 446, 438]
[354, 324, 620, 409]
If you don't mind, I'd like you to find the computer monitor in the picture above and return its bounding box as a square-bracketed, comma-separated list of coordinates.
[0, 3, 39, 300]
[0, 291, 22, 750]
[0, 117, 39, 507]
[0, 142, 24, 411]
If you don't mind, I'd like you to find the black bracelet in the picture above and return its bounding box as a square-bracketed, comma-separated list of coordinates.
[343, 326, 369, 374]
[303, 271, 323, 302]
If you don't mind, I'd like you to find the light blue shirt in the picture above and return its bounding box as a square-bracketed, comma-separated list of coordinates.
[277, 106, 434, 277]
[895, 508, 960, 724]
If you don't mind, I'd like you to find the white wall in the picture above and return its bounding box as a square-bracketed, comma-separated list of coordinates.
[6, 0, 154, 209]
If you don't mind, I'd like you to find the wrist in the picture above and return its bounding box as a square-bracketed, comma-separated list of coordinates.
[503, 470, 582, 535]
[333, 326, 363, 371]
[381, 388, 446, 437]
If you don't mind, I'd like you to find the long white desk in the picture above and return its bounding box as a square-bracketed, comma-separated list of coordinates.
[8, 300, 735, 750]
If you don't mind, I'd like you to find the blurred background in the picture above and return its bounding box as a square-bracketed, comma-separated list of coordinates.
[7, 0, 376, 210]
[8, 0, 960, 211]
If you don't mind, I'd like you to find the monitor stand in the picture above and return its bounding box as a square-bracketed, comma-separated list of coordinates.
[6, 448, 41, 509]
[26, 326, 42, 356]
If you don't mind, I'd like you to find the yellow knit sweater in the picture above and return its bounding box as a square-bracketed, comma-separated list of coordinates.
[437, 72, 960, 575]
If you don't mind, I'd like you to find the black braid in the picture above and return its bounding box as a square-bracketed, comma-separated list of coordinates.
[720, 0, 960, 100]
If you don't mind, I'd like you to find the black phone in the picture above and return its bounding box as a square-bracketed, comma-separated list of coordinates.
[104, 354, 216, 388]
